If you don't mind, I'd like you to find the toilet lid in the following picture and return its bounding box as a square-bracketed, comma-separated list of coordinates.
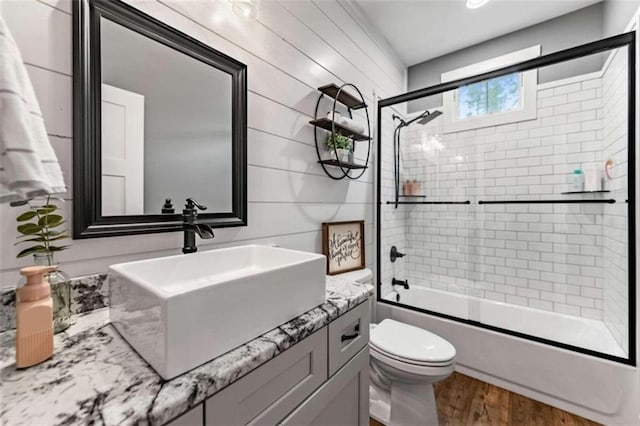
[370, 319, 456, 364]
[336, 268, 373, 284]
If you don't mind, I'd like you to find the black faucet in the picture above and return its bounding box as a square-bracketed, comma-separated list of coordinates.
[182, 198, 215, 254]
[392, 278, 409, 290]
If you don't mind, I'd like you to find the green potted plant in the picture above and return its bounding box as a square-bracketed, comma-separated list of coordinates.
[327, 133, 353, 163]
[13, 196, 71, 332]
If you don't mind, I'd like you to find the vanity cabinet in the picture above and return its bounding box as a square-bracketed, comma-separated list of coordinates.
[167, 406, 204, 426]
[205, 328, 328, 425]
[188, 301, 370, 426]
[280, 347, 369, 426]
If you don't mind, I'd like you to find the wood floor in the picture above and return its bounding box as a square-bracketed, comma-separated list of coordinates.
[370, 372, 600, 426]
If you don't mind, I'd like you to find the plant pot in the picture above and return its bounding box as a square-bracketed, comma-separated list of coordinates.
[34, 253, 71, 333]
[334, 148, 351, 164]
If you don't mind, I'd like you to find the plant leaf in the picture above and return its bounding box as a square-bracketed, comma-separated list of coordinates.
[17, 223, 42, 235]
[48, 245, 70, 252]
[16, 211, 38, 221]
[16, 246, 48, 258]
[49, 234, 69, 242]
[37, 206, 56, 214]
[38, 215, 63, 227]
[41, 229, 67, 237]
[15, 234, 67, 244]
[15, 237, 45, 245]
[46, 220, 65, 229]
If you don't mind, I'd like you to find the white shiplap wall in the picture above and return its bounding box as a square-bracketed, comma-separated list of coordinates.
[0, 0, 406, 286]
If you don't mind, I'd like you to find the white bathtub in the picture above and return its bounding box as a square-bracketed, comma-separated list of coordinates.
[384, 286, 625, 357]
[377, 286, 639, 424]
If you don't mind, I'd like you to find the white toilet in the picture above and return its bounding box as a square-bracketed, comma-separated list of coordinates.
[336, 268, 456, 426]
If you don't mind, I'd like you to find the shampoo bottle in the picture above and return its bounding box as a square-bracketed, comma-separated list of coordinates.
[15, 265, 56, 368]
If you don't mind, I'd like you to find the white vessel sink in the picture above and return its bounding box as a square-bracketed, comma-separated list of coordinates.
[109, 245, 326, 379]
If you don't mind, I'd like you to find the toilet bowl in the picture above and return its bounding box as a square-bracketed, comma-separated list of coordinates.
[336, 268, 456, 426]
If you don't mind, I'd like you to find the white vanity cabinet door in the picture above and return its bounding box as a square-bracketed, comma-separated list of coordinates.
[166, 405, 204, 426]
[205, 327, 328, 425]
[280, 347, 369, 426]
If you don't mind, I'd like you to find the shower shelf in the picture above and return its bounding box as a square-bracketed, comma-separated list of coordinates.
[309, 118, 371, 141]
[386, 201, 471, 205]
[479, 199, 616, 204]
[560, 190, 611, 195]
[399, 195, 427, 198]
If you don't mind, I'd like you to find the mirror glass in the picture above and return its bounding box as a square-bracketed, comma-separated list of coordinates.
[100, 17, 233, 216]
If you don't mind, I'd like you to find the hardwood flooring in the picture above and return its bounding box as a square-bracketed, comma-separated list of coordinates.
[370, 372, 600, 426]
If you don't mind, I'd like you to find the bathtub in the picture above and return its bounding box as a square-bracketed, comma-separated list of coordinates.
[377, 285, 639, 424]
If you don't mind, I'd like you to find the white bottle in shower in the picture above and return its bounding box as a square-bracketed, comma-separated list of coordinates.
[584, 163, 601, 192]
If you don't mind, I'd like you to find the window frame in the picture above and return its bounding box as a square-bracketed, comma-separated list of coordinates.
[441, 46, 541, 133]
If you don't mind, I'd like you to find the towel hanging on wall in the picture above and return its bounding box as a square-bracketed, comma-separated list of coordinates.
[0, 16, 66, 203]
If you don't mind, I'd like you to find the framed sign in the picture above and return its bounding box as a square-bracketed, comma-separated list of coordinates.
[322, 220, 365, 275]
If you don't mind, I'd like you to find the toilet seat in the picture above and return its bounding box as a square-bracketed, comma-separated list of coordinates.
[370, 343, 455, 378]
[370, 319, 456, 367]
[369, 342, 454, 367]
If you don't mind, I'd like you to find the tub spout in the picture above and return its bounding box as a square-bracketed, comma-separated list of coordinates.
[392, 278, 409, 290]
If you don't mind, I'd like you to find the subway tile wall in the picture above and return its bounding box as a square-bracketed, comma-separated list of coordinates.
[602, 48, 629, 353]
[395, 53, 629, 330]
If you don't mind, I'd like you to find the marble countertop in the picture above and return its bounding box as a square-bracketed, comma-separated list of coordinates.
[0, 276, 373, 426]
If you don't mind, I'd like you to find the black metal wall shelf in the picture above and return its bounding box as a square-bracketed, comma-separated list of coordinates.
[317, 83, 367, 110]
[311, 83, 371, 181]
[309, 118, 371, 141]
[399, 195, 427, 198]
[318, 159, 367, 170]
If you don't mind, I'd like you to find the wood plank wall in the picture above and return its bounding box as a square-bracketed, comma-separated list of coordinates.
[0, 0, 406, 284]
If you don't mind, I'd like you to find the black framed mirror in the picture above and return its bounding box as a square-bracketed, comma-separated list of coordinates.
[73, 0, 247, 238]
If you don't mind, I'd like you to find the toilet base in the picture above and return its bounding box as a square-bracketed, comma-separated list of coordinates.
[369, 384, 391, 424]
[369, 382, 439, 426]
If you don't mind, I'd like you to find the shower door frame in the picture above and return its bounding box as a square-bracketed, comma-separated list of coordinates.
[376, 32, 637, 366]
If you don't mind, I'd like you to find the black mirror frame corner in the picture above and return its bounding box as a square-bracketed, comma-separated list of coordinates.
[72, 0, 247, 239]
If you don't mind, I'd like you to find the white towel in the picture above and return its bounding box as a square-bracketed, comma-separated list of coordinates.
[0, 16, 66, 203]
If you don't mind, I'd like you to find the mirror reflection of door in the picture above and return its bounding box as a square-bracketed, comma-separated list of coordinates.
[99, 16, 233, 217]
[101, 84, 145, 216]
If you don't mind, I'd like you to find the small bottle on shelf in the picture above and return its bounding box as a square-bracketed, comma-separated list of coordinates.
[411, 180, 419, 195]
[403, 180, 410, 195]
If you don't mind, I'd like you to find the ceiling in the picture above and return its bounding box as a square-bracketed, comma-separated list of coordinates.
[353, 0, 602, 66]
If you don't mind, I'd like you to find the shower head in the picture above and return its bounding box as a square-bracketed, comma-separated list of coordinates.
[399, 109, 442, 128]
[417, 110, 442, 125]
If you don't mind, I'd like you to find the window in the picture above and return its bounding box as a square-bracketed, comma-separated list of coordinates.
[441, 46, 540, 133]
[458, 72, 521, 119]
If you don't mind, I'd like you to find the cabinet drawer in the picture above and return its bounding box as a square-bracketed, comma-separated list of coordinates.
[205, 327, 328, 425]
[328, 300, 370, 376]
[280, 347, 369, 426]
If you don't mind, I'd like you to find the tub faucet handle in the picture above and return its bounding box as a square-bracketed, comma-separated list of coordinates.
[390, 246, 405, 262]
[392, 278, 409, 290]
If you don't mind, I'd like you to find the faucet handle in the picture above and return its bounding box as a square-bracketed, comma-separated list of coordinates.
[185, 198, 207, 211]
